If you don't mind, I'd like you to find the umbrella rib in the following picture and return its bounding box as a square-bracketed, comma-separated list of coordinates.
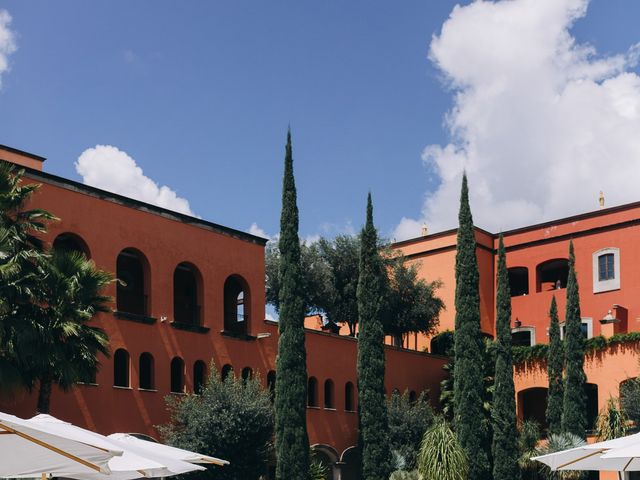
[623, 458, 634, 472]
[558, 449, 606, 469]
[0, 422, 103, 473]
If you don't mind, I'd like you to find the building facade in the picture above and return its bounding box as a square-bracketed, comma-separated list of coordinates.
[0, 145, 448, 480]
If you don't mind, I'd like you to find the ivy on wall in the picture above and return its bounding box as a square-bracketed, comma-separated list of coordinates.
[512, 332, 640, 367]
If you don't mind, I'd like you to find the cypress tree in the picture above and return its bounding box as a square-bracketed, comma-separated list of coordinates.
[453, 174, 491, 480]
[491, 234, 520, 480]
[546, 296, 563, 435]
[562, 240, 587, 437]
[356, 193, 392, 480]
[274, 130, 310, 480]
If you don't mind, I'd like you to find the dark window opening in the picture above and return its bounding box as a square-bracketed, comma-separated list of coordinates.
[139, 352, 154, 390]
[518, 387, 548, 432]
[224, 275, 249, 335]
[598, 253, 615, 281]
[221, 364, 233, 381]
[561, 322, 589, 340]
[345, 382, 354, 411]
[508, 267, 529, 296]
[193, 361, 206, 394]
[114, 349, 130, 387]
[173, 263, 201, 325]
[117, 249, 148, 316]
[512, 330, 533, 347]
[586, 383, 599, 433]
[241, 367, 253, 383]
[267, 370, 276, 400]
[170, 357, 185, 393]
[53, 233, 90, 258]
[308, 377, 318, 407]
[536, 259, 569, 292]
[409, 391, 417, 403]
[324, 380, 334, 409]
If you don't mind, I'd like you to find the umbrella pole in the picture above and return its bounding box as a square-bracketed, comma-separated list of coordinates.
[42, 473, 46, 480]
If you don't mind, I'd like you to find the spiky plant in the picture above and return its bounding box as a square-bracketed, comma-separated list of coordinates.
[535, 433, 586, 480]
[418, 419, 469, 480]
[594, 397, 628, 441]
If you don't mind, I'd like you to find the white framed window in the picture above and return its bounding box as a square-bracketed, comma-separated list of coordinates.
[560, 317, 593, 340]
[592, 247, 620, 293]
[511, 327, 536, 346]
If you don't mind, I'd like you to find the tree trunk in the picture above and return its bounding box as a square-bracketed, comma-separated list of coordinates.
[36, 372, 53, 414]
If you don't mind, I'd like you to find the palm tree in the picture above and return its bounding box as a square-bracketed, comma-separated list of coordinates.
[18, 249, 114, 413]
[418, 418, 468, 480]
[0, 162, 55, 396]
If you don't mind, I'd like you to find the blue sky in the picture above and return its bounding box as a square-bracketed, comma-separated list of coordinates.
[0, 1, 639, 241]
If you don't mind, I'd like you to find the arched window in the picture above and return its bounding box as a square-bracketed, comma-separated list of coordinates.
[267, 370, 276, 399]
[221, 364, 233, 381]
[345, 382, 355, 412]
[117, 248, 149, 316]
[308, 377, 318, 407]
[170, 357, 185, 393]
[409, 391, 417, 403]
[512, 327, 535, 347]
[224, 275, 250, 335]
[241, 367, 253, 383]
[324, 380, 334, 409]
[139, 352, 154, 390]
[193, 361, 206, 394]
[518, 387, 548, 430]
[536, 259, 569, 292]
[173, 263, 202, 325]
[114, 349, 130, 387]
[507, 267, 529, 296]
[53, 233, 90, 258]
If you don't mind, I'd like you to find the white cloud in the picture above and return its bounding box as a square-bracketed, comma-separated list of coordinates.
[395, 0, 640, 240]
[76, 145, 195, 216]
[248, 222, 270, 239]
[0, 10, 17, 88]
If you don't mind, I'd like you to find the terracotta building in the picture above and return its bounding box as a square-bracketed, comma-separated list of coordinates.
[0, 145, 448, 480]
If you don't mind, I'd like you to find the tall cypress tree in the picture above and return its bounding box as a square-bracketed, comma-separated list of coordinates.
[546, 296, 564, 435]
[453, 174, 491, 480]
[356, 193, 391, 480]
[492, 234, 520, 480]
[562, 240, 587, 437]
[274, 130, 310, 480]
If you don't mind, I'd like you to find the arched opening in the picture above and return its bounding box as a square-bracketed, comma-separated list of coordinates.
[508, 267, 529, 296]
[324, 379, 334, 409]
[113, 349, 130, 388]
[518, 387, 548, 432]
[221, 364, 233, 381]
[536, 259, 569, 292]
[241, 367, 253, 383]
[620, 378, 640, 425]
[267, 370, 276, 400]
[173, 263, 202, 325]
[409, 391, 417, 403]
[170, 357, 185, 393]
[311, 444, 338, 480]
[586, 383, 599, 433]
[308, 377, 318, 407]
[340, 446, 361, 480]
[53, 233, 90, 258]
[116, 248, 150, 316]
[345, 382, 355, 412]
[139, 352, 154, 390]
[193, 361, 206, 394]
[224, 275, 250, 335]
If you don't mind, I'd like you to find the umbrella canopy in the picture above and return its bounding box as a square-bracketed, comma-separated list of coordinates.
[0, 411, 121, 477]
[26, 415, 205, 480]
[108, 433, 229, 466]
[533, 433, 640, 472]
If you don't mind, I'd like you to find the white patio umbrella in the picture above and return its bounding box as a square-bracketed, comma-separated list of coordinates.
[25, 415, 205, 480]
[0, 411, 122, 478]
[533, 432, 640, 475]
[108, 433, 228, 466]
